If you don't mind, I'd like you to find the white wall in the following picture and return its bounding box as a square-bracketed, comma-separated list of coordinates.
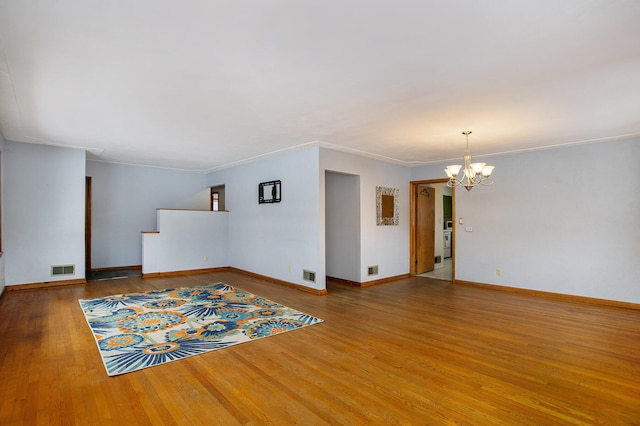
[325, 171, 360, 282]
[411, 138, 640, 304]
[320, 148, 411, 283]
[86, 161, 209, 268]
[0, 135, 5, 294]
[142, 209, 228, 274]
[205, 146, 323, 290]
[4, 141, 86, 286]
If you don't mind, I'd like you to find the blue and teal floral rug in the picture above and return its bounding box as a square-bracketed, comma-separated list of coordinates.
[79, 283, 323, 376]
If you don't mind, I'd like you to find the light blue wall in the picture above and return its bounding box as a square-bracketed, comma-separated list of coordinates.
[4, 137, 638, 303]
[206, 147, 322, 290]
[86, 160, 209, 268]
[411, 138, 640, 304]
[320, 148, 411, 283]
[205, 146, 411, 289]
[142, 210, 229, 274]
[4, 141, 86, 286]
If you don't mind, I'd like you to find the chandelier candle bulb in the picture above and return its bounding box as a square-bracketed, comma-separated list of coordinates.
[445, 165, 462, 178]
[482, 165, 495, 177]
[445, 131, 495, 191]
[470, 163, 486, 174]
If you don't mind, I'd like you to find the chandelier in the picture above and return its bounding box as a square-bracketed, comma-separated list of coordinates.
[444, 131, 495, 191]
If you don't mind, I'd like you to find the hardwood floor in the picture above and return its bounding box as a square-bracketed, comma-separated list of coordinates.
[1, 271, 639, 425]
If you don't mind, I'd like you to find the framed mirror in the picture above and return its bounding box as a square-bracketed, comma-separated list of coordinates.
[376, 186, 399, 225]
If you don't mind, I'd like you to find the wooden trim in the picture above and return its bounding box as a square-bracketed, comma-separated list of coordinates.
[7, 278, 87, 291]
[141, 231, 160, 234]
[409, 182, 416, 276]
[85, 176, 91, 273]
[454, 279, 640, 311]
[230, 268, 328, 295]
[90, 265, 142, 272]
[409, 178, 454, 279]
[359, 273, 411, 288]
[329, 274, 410, 288]
[142, 267, 231, 279]
[452, 190, 456, 282]
[326, 276, 360, 287]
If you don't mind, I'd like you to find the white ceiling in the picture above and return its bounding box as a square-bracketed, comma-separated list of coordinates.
[1, 0, 639, 171]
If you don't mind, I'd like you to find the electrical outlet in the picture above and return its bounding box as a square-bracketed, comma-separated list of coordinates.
[496, 269, 502, 276]
[204, 255, 208, 261]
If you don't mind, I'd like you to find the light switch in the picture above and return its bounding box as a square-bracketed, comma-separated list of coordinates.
[459, 218, 463, 224]
[465, 226, 473, 232]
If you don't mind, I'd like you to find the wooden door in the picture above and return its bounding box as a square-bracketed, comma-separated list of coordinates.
[416, 186, 435, 274]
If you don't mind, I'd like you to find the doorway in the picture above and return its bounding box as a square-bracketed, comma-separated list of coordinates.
[325, 171, 360, 284]
[410, 179, 454, 281]
[210, 185, 225, 211]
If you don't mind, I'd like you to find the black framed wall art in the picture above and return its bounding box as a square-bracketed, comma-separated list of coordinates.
[258, 180, 281, 204]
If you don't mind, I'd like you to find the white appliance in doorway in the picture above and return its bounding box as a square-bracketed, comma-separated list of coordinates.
[443, 230, 452, 258]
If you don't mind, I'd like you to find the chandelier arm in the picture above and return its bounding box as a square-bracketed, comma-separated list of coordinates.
[446, 177, 465, 188]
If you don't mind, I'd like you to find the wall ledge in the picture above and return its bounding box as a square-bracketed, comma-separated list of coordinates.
[155, 208, 224, 212]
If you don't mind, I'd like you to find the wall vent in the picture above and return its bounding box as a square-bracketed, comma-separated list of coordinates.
[303, 269, 316, 283]
[51, 265, 75, 276]
[367, 265, 379, 276]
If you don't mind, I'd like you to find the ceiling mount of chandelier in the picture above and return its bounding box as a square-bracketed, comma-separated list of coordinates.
[444, 131, 495, 192]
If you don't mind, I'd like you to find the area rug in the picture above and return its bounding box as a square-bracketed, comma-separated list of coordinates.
[79, 283, 323, 376]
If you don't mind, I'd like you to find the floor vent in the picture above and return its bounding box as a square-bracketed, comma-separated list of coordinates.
[435, 255, 442, 264]
[367, 265, 379, 276]
[303, 269, 316, 283]
[51, 265, 75, 276]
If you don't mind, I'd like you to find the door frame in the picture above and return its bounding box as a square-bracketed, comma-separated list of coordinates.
[85, 176, 92, 275]
[410, 178, 455, 280]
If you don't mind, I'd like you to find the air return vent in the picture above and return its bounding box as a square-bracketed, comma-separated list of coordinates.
[303, 269, 316, 283]
[51, 264, 75, 276]
[367, 265, 379, 276]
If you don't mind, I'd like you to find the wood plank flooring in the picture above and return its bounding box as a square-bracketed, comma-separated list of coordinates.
[1, 271, 639, 425]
